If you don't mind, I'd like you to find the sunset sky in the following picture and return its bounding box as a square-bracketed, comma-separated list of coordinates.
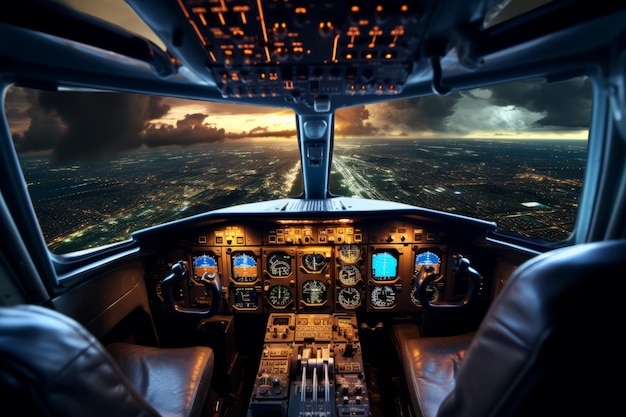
[5, 76, 592, 163]
[4, 1, 592, 163]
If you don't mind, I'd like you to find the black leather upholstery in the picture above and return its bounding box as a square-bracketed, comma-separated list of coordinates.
[0, 304, 214, 417]
[108, 342, 214, 417]
[392, 325, 475, 417]
[393, 240, 624, 417]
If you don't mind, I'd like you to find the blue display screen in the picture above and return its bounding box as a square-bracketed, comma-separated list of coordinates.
[414, 251, 441, 275]
[371, 251, 398, 280]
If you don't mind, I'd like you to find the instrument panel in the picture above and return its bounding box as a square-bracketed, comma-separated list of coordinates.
[150, 218, 455, 314]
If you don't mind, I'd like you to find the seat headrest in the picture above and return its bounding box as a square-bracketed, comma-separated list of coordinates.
[438, 239, 625, 417]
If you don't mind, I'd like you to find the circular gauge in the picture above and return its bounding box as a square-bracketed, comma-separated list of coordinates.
[415, 251, 441, 274]
[301, 280, 328, 305]
[233, 287, 258, 309]
[193, 254, 219, 284]
[267, 252, 292, 277]
[371, 251, 398, 281]
[337, 244, 361, 264]
[410, 283, 440, 306]
[267, 285, 292, 307]
[231, 251, 258, 282]
[302, 253, 326, 273]
[338, 264, 362, 286]
[370, 285, 397, 308]
[338, 287, 361, 309]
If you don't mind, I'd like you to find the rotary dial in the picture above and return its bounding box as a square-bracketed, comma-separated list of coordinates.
[267, 251, 292, 277]
[267, 285, 292, 307]
[370, 285, 397, 308]
[302, 253, 327, 273]
[338, 287, 361, 309]
[337, 244, 362, 264]
[301, 280, 328, 305]
[338, 264, 362, 286]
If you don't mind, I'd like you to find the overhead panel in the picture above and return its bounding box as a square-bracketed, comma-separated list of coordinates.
[178, 0, 424, 105]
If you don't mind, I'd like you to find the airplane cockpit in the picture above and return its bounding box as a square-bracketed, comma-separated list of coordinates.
[1, 1, 625, 416]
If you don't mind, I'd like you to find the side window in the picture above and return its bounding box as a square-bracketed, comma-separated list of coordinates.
[5, 87, 300, 254]
[332, 77, 592, 242]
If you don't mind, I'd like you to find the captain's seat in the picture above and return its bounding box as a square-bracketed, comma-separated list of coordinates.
[0, 304, 215, 417]
[393, 239, 623, 416]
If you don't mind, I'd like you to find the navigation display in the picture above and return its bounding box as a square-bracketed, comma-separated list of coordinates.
[371, 250, 398, 281]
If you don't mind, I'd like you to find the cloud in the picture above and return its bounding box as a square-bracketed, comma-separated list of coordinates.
[366, 94, 462, 134]
[359, 77, 591, 137]
[9, 88, 295, 163]
[143, 113, 227, 147]
[7, 76, 592, 162]
[486, 77, 592, 129]
[335, 105, 379, 136]
[238, 126, 296, 138]
[11, 88, 66, 153]
[15, 91, 169, 162]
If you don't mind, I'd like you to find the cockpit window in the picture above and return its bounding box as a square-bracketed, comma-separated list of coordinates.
[331, 77, 591, 242]
[5, 76, 590, 254]
[6, 87, 300, 254]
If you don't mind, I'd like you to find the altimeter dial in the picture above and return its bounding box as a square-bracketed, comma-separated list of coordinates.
[338, 287, 361, 309]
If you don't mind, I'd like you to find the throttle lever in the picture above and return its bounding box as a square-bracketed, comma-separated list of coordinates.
[161, 260, 222, 317]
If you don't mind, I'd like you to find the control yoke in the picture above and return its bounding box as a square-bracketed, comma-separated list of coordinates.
[418, 254, 481, 310]
[161, 260, 222, 316]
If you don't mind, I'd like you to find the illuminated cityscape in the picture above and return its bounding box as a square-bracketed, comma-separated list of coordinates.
[18, 139, 586, 253]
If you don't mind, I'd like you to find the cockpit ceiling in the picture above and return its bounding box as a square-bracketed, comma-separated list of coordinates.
[178, 1, 422, 101]
[7, 0, 622, 112]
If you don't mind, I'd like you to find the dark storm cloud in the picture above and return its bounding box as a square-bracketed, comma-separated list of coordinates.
[11, 88, 66, 153]
[143, 113, 227, 147]
[382, 93, 462, 132]
[486, 78, 592, 129]
[346, 93, 462, 137]
[335, 105, 379, 136]
[9, 89, 292, 163]
[4, 87, 33, 128]
[239, 126, 296, 138]
[12, 90, 170, 162]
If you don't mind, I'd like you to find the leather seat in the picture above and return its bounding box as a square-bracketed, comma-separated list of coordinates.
[393, 239, 624, 417]
[0, 304, 214, 417]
